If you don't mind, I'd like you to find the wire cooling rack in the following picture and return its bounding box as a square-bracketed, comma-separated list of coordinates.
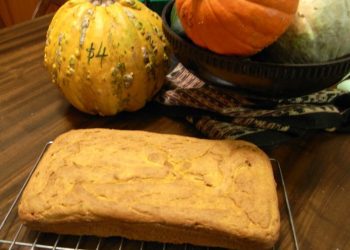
[0, 142, 299, 250]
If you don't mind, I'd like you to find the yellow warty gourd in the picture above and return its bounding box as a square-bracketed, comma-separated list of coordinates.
[45, 0, 170, 116]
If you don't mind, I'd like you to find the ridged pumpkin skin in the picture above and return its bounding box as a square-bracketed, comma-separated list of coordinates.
[175, 0, 299, 56]
[45, 0, 170, 116]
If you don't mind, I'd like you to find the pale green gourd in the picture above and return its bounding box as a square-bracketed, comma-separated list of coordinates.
[266, 0, 350, 63]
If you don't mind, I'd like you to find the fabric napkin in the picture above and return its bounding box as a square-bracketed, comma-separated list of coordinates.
[156, 63, 350, 147]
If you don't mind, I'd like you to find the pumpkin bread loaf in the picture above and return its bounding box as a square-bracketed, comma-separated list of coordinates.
[18, 129, 280, 250]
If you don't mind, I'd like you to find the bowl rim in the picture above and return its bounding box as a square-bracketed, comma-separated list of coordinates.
[162, 0, 350, 69]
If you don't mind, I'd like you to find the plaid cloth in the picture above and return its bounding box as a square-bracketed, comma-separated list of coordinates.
[156, 63, 350, 147]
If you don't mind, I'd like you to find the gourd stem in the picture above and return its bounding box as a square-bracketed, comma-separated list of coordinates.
[91, 0, 115, 6]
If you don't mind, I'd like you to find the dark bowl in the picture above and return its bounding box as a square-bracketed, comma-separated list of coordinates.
[162, 0, 350, 98]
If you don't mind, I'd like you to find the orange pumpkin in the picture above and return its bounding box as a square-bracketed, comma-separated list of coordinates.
[175, 0, 299, 56]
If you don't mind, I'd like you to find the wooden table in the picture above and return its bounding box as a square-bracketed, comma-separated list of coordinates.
[1, 15, 349, 250]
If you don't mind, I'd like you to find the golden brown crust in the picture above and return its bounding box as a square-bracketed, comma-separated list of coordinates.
[18, 129, 280, 249]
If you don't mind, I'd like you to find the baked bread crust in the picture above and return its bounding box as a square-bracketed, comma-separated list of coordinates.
[18, 129, 280, 249]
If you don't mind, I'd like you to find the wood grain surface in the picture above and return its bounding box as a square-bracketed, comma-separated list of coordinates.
[0, 0, 59, 27]
[0, 14, 349, 250]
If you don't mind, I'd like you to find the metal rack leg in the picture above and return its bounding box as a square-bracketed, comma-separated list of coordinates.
[0, 142, 53, 231]
[30, 232, 41, 250]
[271, 158, 300, 250]
[52, 234, 61, 250]
[118, 238, 124, 250]
[96, 238, 102, 250]
[75, 235, 83, 250]
[8, 224, 24, 250]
